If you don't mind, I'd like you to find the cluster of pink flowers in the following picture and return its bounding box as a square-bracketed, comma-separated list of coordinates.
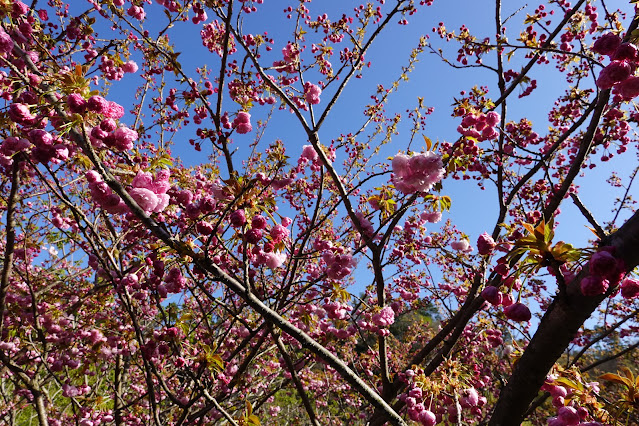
[542, 377, 603, 426]
[322, 250, 356, 280]
[99, 57, 138, 81]
[243, 217, 290, 269]
[128, 169, 171, 215]
[391, 151, 444, 194]
[420, 211, 442, 223]
[68, 94, 125, 120]
[127, 5, 146, 21]
[29, 129, 69, 165]
[0, 137, 31, 167]
[191, 2, 208, 24]
[457, 111, 501, 141]
[86, 170, 127, 214]
[201, 20, 237, 56]
[252, 249, 287, 269]
[323, 300, 350, 321]
[593, 33, 639, 99]
[86, 169, 170, 215]
[580, 248, 624, 296]
[403, 386, 437, 426]
[303, 82, 322, 105]
[273, 43, 299, 73]
[232, 111, 252, 134]
[162, 267, 187, 295]
[401, 381, 484, 425]
[481, 286, 531, 322]
[298, 144, 320, 168]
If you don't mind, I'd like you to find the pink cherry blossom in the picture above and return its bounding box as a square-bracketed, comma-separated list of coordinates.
[304, 82, 322, 105]
[232, 111, 252, 134]
[372, 306, 395, 327]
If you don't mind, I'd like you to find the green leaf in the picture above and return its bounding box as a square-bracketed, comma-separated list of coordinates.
[553, 377, 583, 392]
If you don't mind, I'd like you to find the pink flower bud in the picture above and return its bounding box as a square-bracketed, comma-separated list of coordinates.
[229, 209, 246, 227]
[557, 406, 580, 426]
[504, 302, 531, 322]
[419, 410, 437, 426]
[481, 286, 502, 306]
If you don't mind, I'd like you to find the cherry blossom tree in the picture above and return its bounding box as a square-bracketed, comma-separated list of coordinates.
[0, 0, 638, 425]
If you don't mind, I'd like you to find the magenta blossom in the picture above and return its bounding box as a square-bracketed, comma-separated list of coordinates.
[615, 76, 639, 99]
[0, 27, 12, 54]
[592, 32, 621, 56]
[477, 232, 496, 255]
[580, 275, 609, 297]
[596, 61, 632, 89]
[620, 278, 639, 299]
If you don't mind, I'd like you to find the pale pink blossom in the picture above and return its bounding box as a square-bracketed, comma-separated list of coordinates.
[122, 60, 139, 73]
[392, 152, 444, 194]
[451, 239, 472, 252]
[130, 188, 159, 213]
[265, 251, 287, 269]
